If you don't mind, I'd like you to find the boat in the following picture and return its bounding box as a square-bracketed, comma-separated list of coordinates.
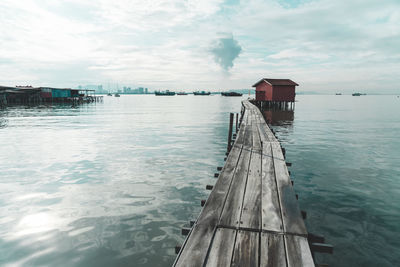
[155, 90, 175, 96]
[352, 93, 366, 96]
[335, 93, 342, 95]
[107, 93, 112, 96]
[193, 91, 211, 95]
[177, 92, 188, 95]
[114, 93, 120, 97]
[221, 92, 243, 97]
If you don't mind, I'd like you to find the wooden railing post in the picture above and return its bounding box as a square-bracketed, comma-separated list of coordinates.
[227, 113, 234, 152]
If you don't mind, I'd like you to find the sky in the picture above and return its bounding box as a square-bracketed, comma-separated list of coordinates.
[0, 0, 399, 93]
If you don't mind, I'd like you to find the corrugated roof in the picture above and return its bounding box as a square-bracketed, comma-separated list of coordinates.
[252, 78, 299, 87]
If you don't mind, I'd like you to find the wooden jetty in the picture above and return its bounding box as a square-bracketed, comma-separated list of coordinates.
[174, 100, 314, 266]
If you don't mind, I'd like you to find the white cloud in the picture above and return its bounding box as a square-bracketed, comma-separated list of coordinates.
[0, 0, 399, 92]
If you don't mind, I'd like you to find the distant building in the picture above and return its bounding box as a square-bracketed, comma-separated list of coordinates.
[123, 86, 132, 93]
[252, 78, 298, 102]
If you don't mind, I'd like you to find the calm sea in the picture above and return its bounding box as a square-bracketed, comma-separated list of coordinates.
[0, 95, 399, 266]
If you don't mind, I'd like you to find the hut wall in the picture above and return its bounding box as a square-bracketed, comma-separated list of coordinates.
[272, 85, 295, 102]
[255, 82, 273, 101]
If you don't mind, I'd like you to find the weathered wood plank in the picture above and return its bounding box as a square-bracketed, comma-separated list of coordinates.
[243, 124, 253, 148]
[260, 233, 287, 267]
[174, 139, 245, 266]
[231, 230, 259, 267]
[173, 224, 216, 267]
[251, 123, 262, 152]
[285, 235, 314, 267]
[271, 142, 307, 235]
[260, 120, 277, 143]
[261, 142, 283, 232]
[256, 120, 270, 143]
[240, 150, 262, 230]
[219, 148, 252, 228]
[232, 111, 248, 147]
[204, 228, 236, 267]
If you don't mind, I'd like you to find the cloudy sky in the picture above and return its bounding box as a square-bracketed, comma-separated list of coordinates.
[0, 0, 399, 92]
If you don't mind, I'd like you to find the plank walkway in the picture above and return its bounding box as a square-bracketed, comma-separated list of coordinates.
[173, 100, 314, 267]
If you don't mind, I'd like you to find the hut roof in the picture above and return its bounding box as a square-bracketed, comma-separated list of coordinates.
[252, 78, 299, 87]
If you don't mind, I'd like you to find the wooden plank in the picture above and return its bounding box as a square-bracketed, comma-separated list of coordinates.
[271, 142, 307, 235]
[256, 120, 270, 143]
[252, 113, 276, 143]
[231, 230, 259, 267]
[240, 149, 262, 230]
[219, 148, 252, 228]
[232, 111, 248, 147]
[260, 233, 287, 267]
[243, 124, 253, 148]
[249, 109, 258, 125]
[174, 132, 246, 266]
[195, 144, 242, 228]
[204, 228, 236, 267]
[251, 123, 262, 152]
[260, 121, 277, 143]
[285, 235, 314, 267]
[261, 142, 283, 232]
[174, 224, 216, 267]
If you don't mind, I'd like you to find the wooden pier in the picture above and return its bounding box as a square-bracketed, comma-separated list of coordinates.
[173, 100, 314, 266]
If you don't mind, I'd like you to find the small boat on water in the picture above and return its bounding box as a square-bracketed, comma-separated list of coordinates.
[155, 90, 175, 96]
[114, 93, 120, 97]
[177, 92, 188, 95]
[107, 93, 112, 96]
[193, 91, 211, 95]
[335, 93, 342, 95]
[221, 92, 243, 97]
[352, 93, 366, 96]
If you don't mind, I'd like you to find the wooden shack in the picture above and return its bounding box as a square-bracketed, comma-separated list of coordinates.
[252, 78, 298, 102]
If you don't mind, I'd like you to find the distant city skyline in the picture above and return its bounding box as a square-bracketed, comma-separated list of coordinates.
[1, 0, 399, 93]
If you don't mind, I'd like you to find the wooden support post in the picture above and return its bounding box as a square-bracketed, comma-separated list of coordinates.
[310, 243, 333, 254]
[235, 113, 238, 133]
[227, 113, 234, 152]
[301, 210, 307, 219]
[308, 233, 325, 243]
[181, 228, 191, 236]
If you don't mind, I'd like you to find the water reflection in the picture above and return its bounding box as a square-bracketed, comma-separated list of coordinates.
[0, 95, 246, 266]
[262, 109, 294, 126]
[0, 117, 7, 128]
[261, 105, 294, 126]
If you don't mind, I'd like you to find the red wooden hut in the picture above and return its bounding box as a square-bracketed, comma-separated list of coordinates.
[252, 78, 298, 102]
